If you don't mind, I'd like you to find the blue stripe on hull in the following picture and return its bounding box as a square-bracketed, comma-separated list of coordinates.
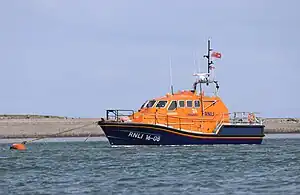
[99, 122, 264, 145]
[219, 125, 264, 136]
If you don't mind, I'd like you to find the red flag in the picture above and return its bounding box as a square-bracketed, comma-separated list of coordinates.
[211, 51, 221, 59]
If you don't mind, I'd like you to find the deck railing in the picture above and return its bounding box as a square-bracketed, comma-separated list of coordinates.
[105, 110, 263, 132]
[106, 109, 135, 121]
[229, 112, 263, 125]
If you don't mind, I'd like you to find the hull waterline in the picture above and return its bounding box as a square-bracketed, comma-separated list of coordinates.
[98, 122, 265, 145]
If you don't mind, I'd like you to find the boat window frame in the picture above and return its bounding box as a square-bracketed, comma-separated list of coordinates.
[140, 100, 149, 109]
[156, 100, 168, 108]
[194, 100, 200, 108]
[168, 100, 177, 111]
[186, 100, 193, 108]
[146, 100, 157, 108]
[178, 100, 185, 108]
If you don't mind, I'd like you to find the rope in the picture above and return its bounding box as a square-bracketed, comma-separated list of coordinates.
[84, 133, 92, 142]
[22, 122, 96, 144]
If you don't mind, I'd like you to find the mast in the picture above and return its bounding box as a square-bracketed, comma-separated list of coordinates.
[204, 39, 213, 85]
[201, 39, 213, 115]
[200, 80, 204, 116]
[193, 39, 220, 115]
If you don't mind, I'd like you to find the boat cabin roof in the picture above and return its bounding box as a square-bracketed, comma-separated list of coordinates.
[140, 90, 219, 110]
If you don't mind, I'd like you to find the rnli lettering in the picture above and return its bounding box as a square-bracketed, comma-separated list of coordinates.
[205, 112, 214, 116]
[128, 132, 144, 139]
[128, 132, 160, 142]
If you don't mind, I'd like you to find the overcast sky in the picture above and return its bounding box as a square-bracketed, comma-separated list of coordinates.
[0, 0, 299, 118]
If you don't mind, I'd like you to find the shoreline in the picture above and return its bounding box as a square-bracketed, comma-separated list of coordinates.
[2, 134, 300, 145]
[0, 117, 299, 139]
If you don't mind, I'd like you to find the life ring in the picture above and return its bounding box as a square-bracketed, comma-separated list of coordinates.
[248, 113, 255, 123]
[120, 116, 131, 122]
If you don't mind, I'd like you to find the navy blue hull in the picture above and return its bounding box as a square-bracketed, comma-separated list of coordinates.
[98, 122, 265, 145]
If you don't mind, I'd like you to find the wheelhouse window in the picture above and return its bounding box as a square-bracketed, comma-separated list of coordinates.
[187, 100, 193, 108]
[156, 101, 168, 108]
[178, 100, 185, 108]
[168, 101, 177, 111]
[140, 101, 148, 109]
[194, 100, 200, 108]
[146, 100, 156, 108]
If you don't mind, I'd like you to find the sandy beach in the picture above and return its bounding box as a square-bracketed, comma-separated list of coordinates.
[0, 116, 299, 139]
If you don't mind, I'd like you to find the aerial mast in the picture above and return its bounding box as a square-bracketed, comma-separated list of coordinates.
[192, 39, 221, 114]
[169, 57, 174, 95]
[204, 39, 213, 85]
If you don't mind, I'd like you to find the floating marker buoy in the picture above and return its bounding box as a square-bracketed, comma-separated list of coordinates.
[10, 143, 26, 150]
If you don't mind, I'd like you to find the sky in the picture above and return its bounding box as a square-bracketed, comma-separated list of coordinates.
[0, 0, 299, 118]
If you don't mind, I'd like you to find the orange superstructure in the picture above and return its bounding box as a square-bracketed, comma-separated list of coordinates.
[130, 90, 229, 133]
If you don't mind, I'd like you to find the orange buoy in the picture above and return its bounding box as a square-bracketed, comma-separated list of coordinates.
[10, 143, 26, 150]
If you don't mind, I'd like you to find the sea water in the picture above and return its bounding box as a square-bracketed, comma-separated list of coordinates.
[0, 135, 299, 195]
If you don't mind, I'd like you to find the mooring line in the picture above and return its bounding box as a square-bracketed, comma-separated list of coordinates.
[10, 122, 98, 150]
[22, 122, 97, 144]
[84, 133, 92, 142]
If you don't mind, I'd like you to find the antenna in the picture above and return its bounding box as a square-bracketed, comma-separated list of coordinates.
[169, 57, 174, 95]
[203, 39, 213, 86]
[194, 52, 200, 74]
[208, 39, 213, 74]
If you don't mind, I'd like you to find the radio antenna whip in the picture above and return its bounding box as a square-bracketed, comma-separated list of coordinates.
[169, 57, 174, 95]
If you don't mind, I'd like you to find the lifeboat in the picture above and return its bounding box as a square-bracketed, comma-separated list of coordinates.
[97, 40, 265, 145]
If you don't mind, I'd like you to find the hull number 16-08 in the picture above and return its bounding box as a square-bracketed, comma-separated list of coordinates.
[128, 132, 160, 142]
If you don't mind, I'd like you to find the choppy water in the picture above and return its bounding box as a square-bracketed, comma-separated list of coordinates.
[1, 136, 300, 195]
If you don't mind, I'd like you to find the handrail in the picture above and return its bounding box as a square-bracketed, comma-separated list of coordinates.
[142, 113, 228, 131]
[142, 112, 228, 132]
[229, 112, 263, 125]
[228, 111, 261, 114]
[106, 109, 135, 121]
[142, 111, 262, 130]
[143, 112, 228, 122]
